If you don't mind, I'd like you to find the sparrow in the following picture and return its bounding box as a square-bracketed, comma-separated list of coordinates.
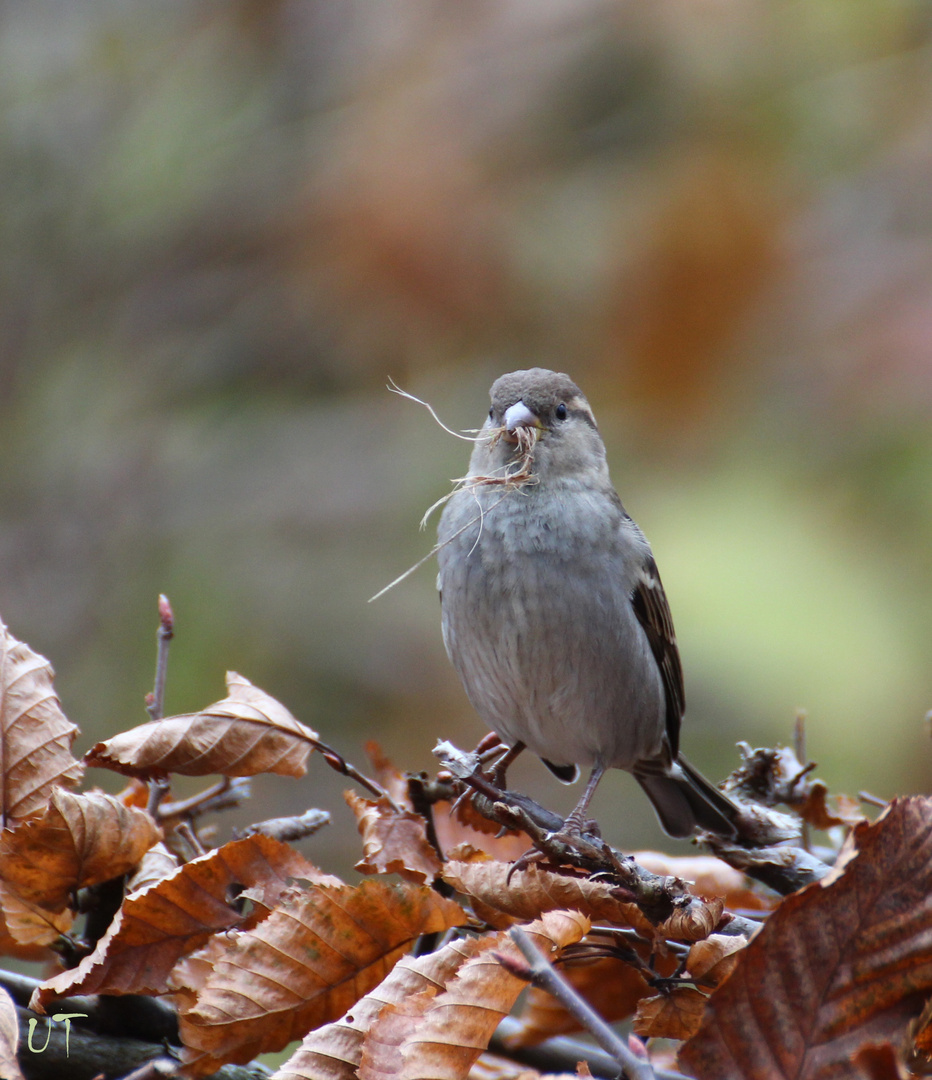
[435, 368, 738, 838]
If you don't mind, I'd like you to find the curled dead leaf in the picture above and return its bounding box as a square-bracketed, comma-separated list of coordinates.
[0, 882, 73, 948]
[659, 897, 725, 943]
[0, 789, 161, 912]
[346, 790, 442, 884]
[797, 782, 866, 831]
[85, 671, 319, 780]
[686, 933, 747, 988]
[634, 986, 708, 1041]
[0, 617, 83, 823]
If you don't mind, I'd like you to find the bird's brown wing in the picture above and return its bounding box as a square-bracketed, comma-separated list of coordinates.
[630, 553, 685, 757]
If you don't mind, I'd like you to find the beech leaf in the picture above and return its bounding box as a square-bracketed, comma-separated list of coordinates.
[271, 935, 488, 1080]
[0, 882, 73, 948]
[357, 910, 590, 1080]
[0, 617, 83, 824]
[0, 789, 161, 912]
[635, 986, 709, 1041]
[680, 796, 932, 1079]
[175, 879, 469, 1076]
[346, 790, 442, 884]
[30, 834, 333, 1009]
[85, 671, 319, 779]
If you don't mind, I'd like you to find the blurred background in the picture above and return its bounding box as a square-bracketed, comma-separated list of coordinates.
[1, 0, 931, 867]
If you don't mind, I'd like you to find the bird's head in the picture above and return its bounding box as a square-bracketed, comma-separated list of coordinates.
[471, 368, 609, 485]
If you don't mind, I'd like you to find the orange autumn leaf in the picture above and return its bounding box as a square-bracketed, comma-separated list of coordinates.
[434, 805, 533, 861]
[0, 789, 161, 912]
[85, 671, 319, 780]
[686, 933, 748, 988]
[175, 880, 469, 1076]
[30, 834, 334, 1009]
[680, 797, 932, 1080]
[0, 617, 83, 824]
[273, 935, 489, 1080]
[346, 790, 442, 884]
[0, 883, 73, 949]
[357, 910, 590, 1080]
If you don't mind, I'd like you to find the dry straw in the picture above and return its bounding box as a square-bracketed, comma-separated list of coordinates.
[369, 382, 540, 602]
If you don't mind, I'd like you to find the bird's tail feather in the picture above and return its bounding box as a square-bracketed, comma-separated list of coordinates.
[635, 754, 738, 839]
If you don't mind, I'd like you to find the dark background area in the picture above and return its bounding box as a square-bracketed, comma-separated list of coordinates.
[2, 0, 931, 869]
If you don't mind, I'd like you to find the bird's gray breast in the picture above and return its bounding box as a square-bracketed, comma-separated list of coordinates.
[436, 481, 667, 770]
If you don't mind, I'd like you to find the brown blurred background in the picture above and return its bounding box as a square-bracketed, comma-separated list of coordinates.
[2, 0, 931, 867]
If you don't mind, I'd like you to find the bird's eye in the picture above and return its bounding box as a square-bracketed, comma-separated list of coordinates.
[488, 407, 495, 421]
[555, 403, 568, 421]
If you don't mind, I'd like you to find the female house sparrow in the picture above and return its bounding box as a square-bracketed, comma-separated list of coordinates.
[436, 368, 737, 838]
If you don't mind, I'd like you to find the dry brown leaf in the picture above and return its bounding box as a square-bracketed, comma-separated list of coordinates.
[434, 802, 532, 857]
[659, 896, 725, 943]
[0, 985, 23, 1080]
[687, 933, 747, 988]
[346, 790, 442, 884]
[851, 1043, 911, 1080]
[175, 880, 469, 1076]
[680, 796, 932, 1080]
[443, 860, 650, 935]
[357, 910, 590, 1080]
[633, 850, 774, 913]
[127, 842, 181, 894]
[30, 834, 332, 1009]
[797, 782, 867, 831]
[0, 891, 61, 961]
[0, 882, 74, 948]
[0, 789, 161, 912]
[635, 986, 708, 1041]
[0, 618, 83, 824]
[272, 935, 488, 1080]
[85, 671, 319, 780]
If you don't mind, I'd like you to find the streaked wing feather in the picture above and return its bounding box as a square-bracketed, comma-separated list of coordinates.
[629, 553, 685, 756]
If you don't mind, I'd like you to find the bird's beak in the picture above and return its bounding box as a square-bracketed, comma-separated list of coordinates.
[502, 401, 541, 444]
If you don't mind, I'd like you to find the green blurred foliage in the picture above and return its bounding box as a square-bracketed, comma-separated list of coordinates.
[1, 0, 931, 865]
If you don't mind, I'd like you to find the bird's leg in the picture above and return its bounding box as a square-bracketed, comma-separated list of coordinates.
[489, 739, 526, 790]
[561, 763, 606, 836]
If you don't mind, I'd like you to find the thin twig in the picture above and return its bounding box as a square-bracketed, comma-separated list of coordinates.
[145, 595, 175, 817]
[157, 778, 251, 822]
[316, 741, 403, 813]
[146, 594, 174, 722]
[507, 926, 663, 1080]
